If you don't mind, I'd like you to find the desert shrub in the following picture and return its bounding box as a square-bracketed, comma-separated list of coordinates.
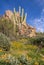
[40, 48, 44, 55]
[0, 51, 5, 56]
[10, 58, 20, 65]
[28, 37, 44, 47]
[18, 55, 30, 65]
[0, 61, 11, 65]
[5, 55, 20, 65]
[0, 18, 16, 40]
[39, 60, 44, 65]
[0, 33, 11, 51]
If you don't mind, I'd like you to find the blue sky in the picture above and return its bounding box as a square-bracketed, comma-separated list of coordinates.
[0, 0, 44, 32]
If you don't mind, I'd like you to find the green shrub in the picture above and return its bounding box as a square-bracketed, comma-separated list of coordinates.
[0, 61, 11, 65]
[28, 37, 44, 46]
[40, 48, 44, 55]
[0, 18, 16, 40]
[0, 33, 11, 51]
[18, 55, 30, 65]
[39, 60, 44, 65]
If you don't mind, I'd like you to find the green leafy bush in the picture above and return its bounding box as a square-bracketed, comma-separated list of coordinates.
[0, 33, 11, 51]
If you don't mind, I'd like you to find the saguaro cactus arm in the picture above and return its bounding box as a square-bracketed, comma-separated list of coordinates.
[21, 8, 24, 21]
[19, 6, 21, 15]
[24, 13, 27, 21]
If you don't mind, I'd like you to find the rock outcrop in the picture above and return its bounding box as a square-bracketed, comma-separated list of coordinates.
[3, 7, 36, 37]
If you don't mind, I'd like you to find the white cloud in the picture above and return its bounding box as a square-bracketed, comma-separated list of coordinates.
[37, 28, 44, 32]
[30, 9, 44, 32]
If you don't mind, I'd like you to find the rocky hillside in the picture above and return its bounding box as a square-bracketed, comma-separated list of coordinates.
[0, 7, 36, 39]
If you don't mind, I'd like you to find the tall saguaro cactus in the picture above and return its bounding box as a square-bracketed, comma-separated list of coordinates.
[11, 7, 28, 36]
